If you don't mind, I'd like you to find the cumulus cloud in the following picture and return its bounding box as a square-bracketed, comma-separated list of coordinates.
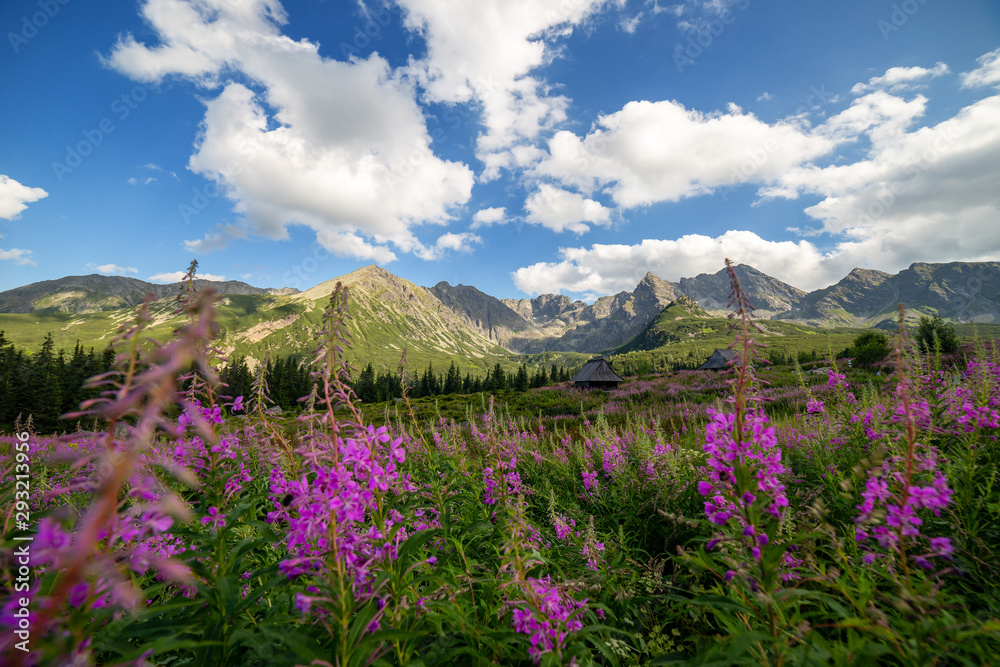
[770, 93, 1000, 263]
[470, 207, 507, 229]
[106, 0, 474, 263]
[511, 231, 836, 296]
[962, 48, 1000, 88]
[399, 0, 617, 179]
[314, 229, 398, 264]
[535, 99, 834, 207]
[430, 232, 482, 256]
[94, 264, 139, 275]
[851, 62, 950, 94]
[149, 270, 227, 283]
[524, 184, 612, 233]
[0, 175, 48, 220]
[803, 90, 929, 155]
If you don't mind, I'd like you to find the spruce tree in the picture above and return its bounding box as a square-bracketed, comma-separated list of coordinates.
[356, 362, 377, 403]
[514, 363, 529, 391]
[443, 361, 462, 395]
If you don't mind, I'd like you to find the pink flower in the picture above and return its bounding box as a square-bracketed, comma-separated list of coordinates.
[200, 506, 226, 529]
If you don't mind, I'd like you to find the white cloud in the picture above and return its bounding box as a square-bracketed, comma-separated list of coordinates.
[399, 0, 617, 179]
[808, 90, 927, 151]
[851, 62, 950, 94]
[432, 232, 482, 255]
[94, 264, 139, 275]
[511, 231, 835, 296]
[314, 229, 398, 264]
[184, 223, 249, 253]
[0, 247, 35, 266]
[535, 99, 834, 207]
[106, 0, 474, 263]
[149, 270, 227, 283]
[142, 163, 178, 179]
[769, 93, 1000, 266]
[619, 13, 642, 33]
[470, 207, 508, 229]
[388, 230, 482, 261]
[756, 92, 772, 102]
[669, 0, 747, 36]
[0, 175, 48, 220]
[962, 48, 1000, 88]
[524, 184, 612, 233]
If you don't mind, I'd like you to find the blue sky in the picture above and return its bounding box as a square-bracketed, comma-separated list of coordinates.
[1, 0, 998, 300]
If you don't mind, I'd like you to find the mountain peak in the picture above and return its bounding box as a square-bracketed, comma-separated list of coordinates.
[343, 264, 394, 281]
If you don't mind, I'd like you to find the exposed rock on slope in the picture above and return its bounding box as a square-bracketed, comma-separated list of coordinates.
[778, 268, 894, 325]
[428, 282, 530, 348]
[779, 262, 1000, 326]
[678, 264, 806, 317]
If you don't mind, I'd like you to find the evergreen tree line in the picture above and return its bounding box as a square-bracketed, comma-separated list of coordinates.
[0, 332, 115, 433]
[218, 355, 313, 412]
[219, 356, 572, 409]
[352, 360, 571, 403]
[0, 329, 571, 433]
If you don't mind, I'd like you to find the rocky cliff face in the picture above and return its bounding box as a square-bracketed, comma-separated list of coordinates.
[678, 264, 806, 317]
[778, 262, 1000, 326]
[428, 281, 531, 348]
[778, 268, 894, 325]
[445, 272, 683, 354]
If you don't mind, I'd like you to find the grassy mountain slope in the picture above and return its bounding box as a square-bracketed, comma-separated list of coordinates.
[0, 274, 298, 314]
[0, 266, 519, 377]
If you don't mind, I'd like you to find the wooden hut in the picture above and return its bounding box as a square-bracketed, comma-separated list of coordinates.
[571, 358, 624, 390]
[697, 348, 740, 370]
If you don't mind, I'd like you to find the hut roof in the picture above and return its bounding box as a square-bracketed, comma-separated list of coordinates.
[571, 358, 625, 384]
[697, 348, 740, 370]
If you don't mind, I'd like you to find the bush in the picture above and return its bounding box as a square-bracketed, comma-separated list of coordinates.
[917, 315, 959, 355]
[850, 330, 891, 367]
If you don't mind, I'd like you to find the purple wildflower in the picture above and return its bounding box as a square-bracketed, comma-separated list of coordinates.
[510, 576, 588, 662]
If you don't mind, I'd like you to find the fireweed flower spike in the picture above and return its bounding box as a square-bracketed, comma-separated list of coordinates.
[854, 305, 955, 574]
[697, 260, 794, 581]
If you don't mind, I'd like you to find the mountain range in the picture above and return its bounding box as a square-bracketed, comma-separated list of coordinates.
[0, 261, 997, 366]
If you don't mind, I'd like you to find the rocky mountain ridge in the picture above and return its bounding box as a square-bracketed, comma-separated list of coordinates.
[1, 261, 997, 357]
